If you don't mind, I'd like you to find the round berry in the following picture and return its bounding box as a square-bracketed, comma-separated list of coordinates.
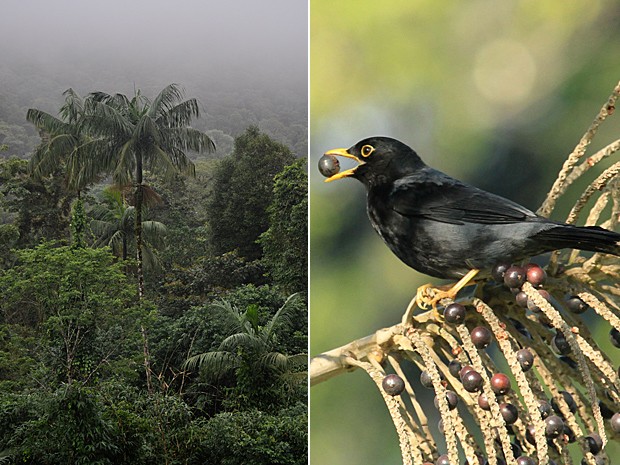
[526, 289, 551, 313]
[434, 390, 459, 410]
[515, 291, 529, 308]
[318, 154, 340, 177]
[504, 266, 526, 288]
[525, 424, 537, 445]
[470, 326, 492, 349]
[563, 424, 577, 443]
[478, 393, 490, 411]
[382, 374, 405, 396]
[461, 369, 483, 392]
[611, 412, 620, 433]
[459, 364, 475, 379]
[516, 348, 534, 372]
[516, 456, 535, 465]
[610, 328, 620, 348]
[584, 432, 603, 454]
[599, 401, 614, 419]
[552, 390, 577, 414]
[490, 373, 511, 395]
[448, 359, 462, 378]
[537, 399, 552, 419]
[444, 303, 466, 324]
[420, 370, 433, 389]
[510, 442, 523, 458]
[492, 263, 511, 282]
[544, 415, 564, 438]
[525, 263, 546, 287]
[559, 356, 577, 369]
[499, 402, 519, 424]
[566, 295, 588, 314]
[509, 318, 532, 339]
[436, 454, 451, 465]
[553, 331, 572, 355]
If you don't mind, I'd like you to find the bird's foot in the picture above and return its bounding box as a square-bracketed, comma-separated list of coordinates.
[415, 284, 454, 319]
[415, 269, 480, 317]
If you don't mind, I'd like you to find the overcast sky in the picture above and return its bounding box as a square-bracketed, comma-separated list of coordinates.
[0, 0, 307, 94]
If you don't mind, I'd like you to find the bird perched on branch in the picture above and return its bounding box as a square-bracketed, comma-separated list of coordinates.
[320, 136, 620, 309]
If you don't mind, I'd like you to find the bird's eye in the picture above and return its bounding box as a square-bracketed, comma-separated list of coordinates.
[361, 145, 375, 157]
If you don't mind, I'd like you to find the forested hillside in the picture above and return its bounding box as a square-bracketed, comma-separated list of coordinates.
[0, 82, 307, 464]
[0, 60, 308, 159]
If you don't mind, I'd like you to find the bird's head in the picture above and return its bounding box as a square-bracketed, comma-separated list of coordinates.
[323, 136, 425, 188]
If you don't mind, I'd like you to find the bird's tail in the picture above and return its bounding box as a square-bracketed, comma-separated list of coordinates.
[534, 224, 620, 256]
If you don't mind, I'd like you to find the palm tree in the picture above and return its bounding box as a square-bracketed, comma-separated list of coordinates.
[26, 89, 100, 192]
[90, 187, 167, 270]
[83, 84, 215, 296]
[184, 294, 306, 409]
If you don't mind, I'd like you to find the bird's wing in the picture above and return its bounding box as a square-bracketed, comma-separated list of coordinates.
[390, 169, 537, 225]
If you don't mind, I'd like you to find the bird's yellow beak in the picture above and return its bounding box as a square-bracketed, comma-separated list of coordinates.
[323, 148, 363, 182]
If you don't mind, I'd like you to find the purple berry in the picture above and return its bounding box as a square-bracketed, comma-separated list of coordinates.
[492, 263, 510, 282]
[434, 390, 459, 410]
[470, 326, 492, 349]
[516, 348, 534, 372]
[525, 263, 546, 287]
[499, 402, 519, 424]
[478, 393, 490, 411]
[610, 328, 620, 348]
[503, 266, 526, 288]
[566, 295, 588, 314]
[444, 303, 466, 324]
[544, 415, 564, 438]
[611, 412, 620, 433]
[448, 359, 462, 378]
[382, 374, 405, 396]
[490, 373, 511, 395]
[462, 370, 483, 392]
[318, 154, 340, 177]
[584, 432, 603, 454]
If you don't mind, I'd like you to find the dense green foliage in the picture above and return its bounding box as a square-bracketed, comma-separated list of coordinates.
[207, 126, 296, 261]
[0, 88, 307, 464]
[260, 158, 308, 295]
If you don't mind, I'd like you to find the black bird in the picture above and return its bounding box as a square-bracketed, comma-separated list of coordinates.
[322, 136, 620, 307]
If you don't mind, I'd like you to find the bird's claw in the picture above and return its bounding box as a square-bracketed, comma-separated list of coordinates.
[415, 269, 480, 320]
[416, 284, 452, 320]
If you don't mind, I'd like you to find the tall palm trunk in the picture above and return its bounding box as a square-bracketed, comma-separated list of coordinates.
[134, 149, 153, 393]
[135, 150, 144, 298]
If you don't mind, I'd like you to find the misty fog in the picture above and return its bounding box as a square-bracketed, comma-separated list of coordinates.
[0, 0, 308, 156]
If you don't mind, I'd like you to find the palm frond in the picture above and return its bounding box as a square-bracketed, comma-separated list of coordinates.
[162, 127, 216, 154]
[140, 241, 163, 272]
[136, 114, 160, 146]
[149, 83, 185, 119]
[263, 293, 300, 343]
[219, 332, 264, 353]
[165, 146, 197, 177]
[111, 140, 135, 187]
[157, 98, 200, 127]
[141, 220, 167, 247]
[183, 350, 239, 379]
[83, 100, 133, 140]
[150, 145, 190, 180]
[59, 88, 84, 124]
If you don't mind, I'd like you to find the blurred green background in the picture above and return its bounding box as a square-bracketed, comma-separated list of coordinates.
[310, 1, 620, 464]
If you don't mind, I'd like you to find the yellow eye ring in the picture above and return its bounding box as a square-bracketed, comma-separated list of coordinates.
[361, 145, 375, 157]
